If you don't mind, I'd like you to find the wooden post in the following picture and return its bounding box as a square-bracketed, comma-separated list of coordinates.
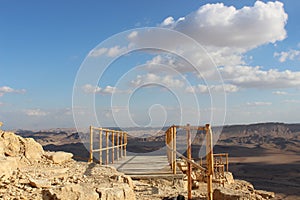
[124, 132, 127, 157]
[120, 132, 123, 158]
[106, 131, 109, 165]
[173, 125, 177, 175]
[89, 126, 93, 163]
[187, 124, 192, 200]
[166, 128, 170, 165]
[168, 128, 171, 166]
[99, 129, 103, 165]
[116, 131, 119, 160]
[206, 124, 214, 200]
[170, 127, 174, 170]
[112, 131, 115, 163]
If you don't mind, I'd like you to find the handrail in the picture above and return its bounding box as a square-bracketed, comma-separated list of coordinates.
[165, 124, 214, 200]
[89, 126, 127, 165]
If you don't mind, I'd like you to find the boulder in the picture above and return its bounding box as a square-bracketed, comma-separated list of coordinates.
[96, 184, 136, 200]
[213, 187, 251, 200]
[24, 138, 44, 161]
[2, 131, 21, 156]
[45, 151, 73, 164]
[43, 183, 99, 200]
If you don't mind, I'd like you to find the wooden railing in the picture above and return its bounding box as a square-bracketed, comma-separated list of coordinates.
[165, 124, 214, 200]
[89, 126, 127, 165]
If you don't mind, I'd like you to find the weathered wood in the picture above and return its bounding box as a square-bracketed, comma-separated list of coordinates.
[89, 126, 93, 163]
[112, 131, 115, 163]
[206, 124, 214, 200]
[116, 132, 119, 160]
[187, 123, 192, 200]
[106, 131, 109, 165]
[173, 125, 177, 175]
[99, 129, 102, 164]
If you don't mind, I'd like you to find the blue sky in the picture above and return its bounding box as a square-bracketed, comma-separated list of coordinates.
[1, 0, 300, 129]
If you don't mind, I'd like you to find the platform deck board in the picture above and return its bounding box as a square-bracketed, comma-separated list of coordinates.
[110, 155, 182, 177]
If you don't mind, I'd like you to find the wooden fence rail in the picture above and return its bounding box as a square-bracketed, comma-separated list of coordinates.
[89, 126, 127, 165]
[165, 124, 214, 200]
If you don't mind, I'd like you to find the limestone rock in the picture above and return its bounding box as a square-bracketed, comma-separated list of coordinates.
[24, 138, 44, 161]
[123, 175, 135, 189]
[43, 183, 98, 200]
[0, 137, 5, 157]
[97, 184, 136, 200]
[0, 157, 18, 179]
[45, 151, 73, 164]
[224, 172, 235, 184]
[29, 178, 51, 188]
[213, 187, 251, 200]
[2, 131, 21, 156]
[255, 190, 275, 199]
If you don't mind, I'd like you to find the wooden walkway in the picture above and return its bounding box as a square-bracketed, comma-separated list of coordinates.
[111, 154, 183, 179]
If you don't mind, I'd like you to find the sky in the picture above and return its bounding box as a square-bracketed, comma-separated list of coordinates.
[1, 0, 300, 130]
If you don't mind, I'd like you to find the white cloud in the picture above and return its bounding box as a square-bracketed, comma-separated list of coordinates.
[185, 84, 239, 94]
[24, 109, 48, 117]
[88, 48, 108, 57]
[88, 45, 127, 57]
[130, 1, 288, 84]
[107, 45, 127, 57]
[0, 86, 26, 97]
[272, 91, 287, 95]
[130, 73, 185, 88]
[246, 102, 272, 106]
[283, 99, 300, 104]
[128, 31, 138, 39]
[160, 1, 287, 49]
[274, 49, 300, 62]
[219, 65, 300, 89]
[81, 84, 127, 95]
[81, 84, 102, 93]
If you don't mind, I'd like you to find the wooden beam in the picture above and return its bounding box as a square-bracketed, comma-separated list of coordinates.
[116, 131, 119, 160]
[99, 129, 102, 165]
[206, 124, 214, 200]
[187, 123, 192, 200]
[106, 131, 109, 165]
[173, 125, 177, 175]
[112, 131, 115, 163]
[89, 126, 93, 163]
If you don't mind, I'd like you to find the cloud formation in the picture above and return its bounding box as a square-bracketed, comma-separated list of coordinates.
[161, 1, 287, 49]
[0, 86, 26, 97]
[274, 49, 300, 62]
[246, 102, 272, 106]
[24, 109, 48, 117]
[82, 84, 118, 95]
[219, 65, 300, 89]
[185, 84, 238, 94]
[130, 73, 185, 88]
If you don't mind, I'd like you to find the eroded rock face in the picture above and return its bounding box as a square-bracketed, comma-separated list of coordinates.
[0, 157, 18, 179]
[213, 187, 251, 200]
[0, 131, 136, 200]
[24, 137, 44, 161]
[43, 183, 99, 200]
[2, 131, 22, 157]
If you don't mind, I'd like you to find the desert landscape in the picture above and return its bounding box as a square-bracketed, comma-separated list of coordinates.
[10, 122, 300, 199]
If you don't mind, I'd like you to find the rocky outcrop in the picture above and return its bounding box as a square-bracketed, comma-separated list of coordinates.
[0, 130, 44, 160]
[213, 180, 275, 200]
[0, 130, 136, 200]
